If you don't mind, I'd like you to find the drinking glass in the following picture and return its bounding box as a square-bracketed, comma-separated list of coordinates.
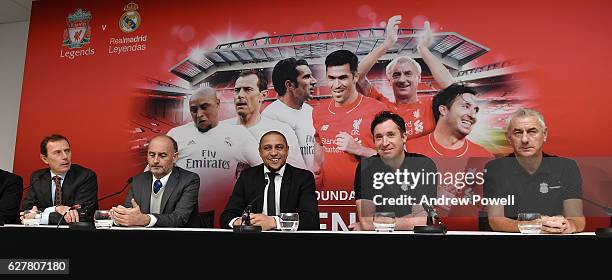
[279, 213, 299, 232]
[22, 209, 42, 227]
[373, 212, 396, 232]
[94, 210, 113, 229]
[517, 213, 542, 234]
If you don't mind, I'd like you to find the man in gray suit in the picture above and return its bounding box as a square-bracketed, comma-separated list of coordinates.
[111, 135, 200, 227]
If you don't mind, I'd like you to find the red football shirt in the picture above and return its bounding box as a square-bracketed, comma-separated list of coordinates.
[368, 87, 435, 139]
[406, 133, 493, 158]
[313, 94, 387, 192]
[407, 133, 494, 230]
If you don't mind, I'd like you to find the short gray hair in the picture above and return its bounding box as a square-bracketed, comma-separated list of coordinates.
[505, 108, 547, 133]
[385, 56, 422, 80]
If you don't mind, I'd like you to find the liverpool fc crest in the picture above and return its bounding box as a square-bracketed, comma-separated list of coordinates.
[119, 3, 141, 33]
[62, 9, 92, 49]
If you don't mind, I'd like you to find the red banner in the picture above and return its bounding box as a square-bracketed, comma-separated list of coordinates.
[14, 0, 612, 230]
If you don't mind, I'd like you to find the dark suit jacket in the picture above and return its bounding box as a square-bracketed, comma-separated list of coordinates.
[21, 164, 98, 224]
[124, 166, 200, 227]
[0, 169, 23, 224]
[220, 164, 319, 230]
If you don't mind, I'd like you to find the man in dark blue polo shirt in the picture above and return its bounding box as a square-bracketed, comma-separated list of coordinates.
[484, 108, 585, 233]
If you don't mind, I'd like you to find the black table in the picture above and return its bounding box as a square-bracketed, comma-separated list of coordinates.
[1, 226, 610, 278]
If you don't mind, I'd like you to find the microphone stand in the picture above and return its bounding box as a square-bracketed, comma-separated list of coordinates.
[414, 204, 447, 234]
[67, 206, 95, 230]
[233, 192, 264, 233]
[233, 205, 262, 233]
[582, 197, 612, 237]
[56, 205, 93, 230]
[62, 178, 133, 230]
[22, 173, 45, 193]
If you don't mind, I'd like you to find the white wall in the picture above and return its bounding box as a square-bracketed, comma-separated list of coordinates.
[0, 21, 29, 171]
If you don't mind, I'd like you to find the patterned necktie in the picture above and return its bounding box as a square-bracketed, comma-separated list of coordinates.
[153, 179, 163, 194]
[52, 175, 63, 206]
[266, 172, 277, 216]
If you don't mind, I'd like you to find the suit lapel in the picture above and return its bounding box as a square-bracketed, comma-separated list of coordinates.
[160, 168, 179, 213]
[39, 171, 52, 206]
[279, 164, 292, 212]
[253, 165, 266, 213]
[61, 168, 76, 203]
[141, 173, 153, 213]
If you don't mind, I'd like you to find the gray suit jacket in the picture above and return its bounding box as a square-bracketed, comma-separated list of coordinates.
[124, 166, 200, 227]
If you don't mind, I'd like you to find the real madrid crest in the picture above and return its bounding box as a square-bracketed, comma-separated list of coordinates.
[539, 182, 549, 194]
[120, 2, 141, 33]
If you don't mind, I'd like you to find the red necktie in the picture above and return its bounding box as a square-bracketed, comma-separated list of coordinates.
[53, 175, 63, 206]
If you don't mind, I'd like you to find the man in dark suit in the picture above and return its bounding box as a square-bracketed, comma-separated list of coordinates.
[221, 131, 319, 230]
[111, 135, 200, 227]
[21, 134, 98, 225]
[0, 169, 23, 224]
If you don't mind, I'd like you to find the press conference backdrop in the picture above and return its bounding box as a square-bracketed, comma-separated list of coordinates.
[12, 0, 612, 230]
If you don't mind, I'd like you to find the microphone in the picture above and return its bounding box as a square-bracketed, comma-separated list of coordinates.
[56, 204, 82, 228]
[98, 177, 134, 203]
[234, 194, 263, 233]
[22, 173, 45, 193]
[18, 174, 45, 224]
[581, 197, 612, 237]
[241, 205, 253, 226]
[414, 203, 447, 234]
[581, 197, 612, 216]
[58, 177, 133, 230]
[77, 177, 134, 214]
[242, 194, 264, 224]
[421, 203, 439, 221]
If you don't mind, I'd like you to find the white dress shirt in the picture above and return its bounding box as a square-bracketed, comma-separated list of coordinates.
[229, 164, 286, 229]
[146, 171, 172, 227]
[41, 171, 65, 225]
[262, 165, 284, 216]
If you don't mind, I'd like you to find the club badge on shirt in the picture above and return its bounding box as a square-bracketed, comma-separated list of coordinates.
[414, 120, 424, 134]
[539, 182, 549, 194]
[351, 118, 362, 136]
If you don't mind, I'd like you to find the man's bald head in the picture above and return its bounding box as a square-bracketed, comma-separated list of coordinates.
[189, 87, 220, 133]
[147, 135, 178, 179]
[149, 135, 178, 153]
[190, 87, 218, 102]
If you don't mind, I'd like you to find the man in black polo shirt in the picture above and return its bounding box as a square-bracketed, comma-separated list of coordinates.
[354, 111, 437, 231]
[484, 108, 585, 233]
